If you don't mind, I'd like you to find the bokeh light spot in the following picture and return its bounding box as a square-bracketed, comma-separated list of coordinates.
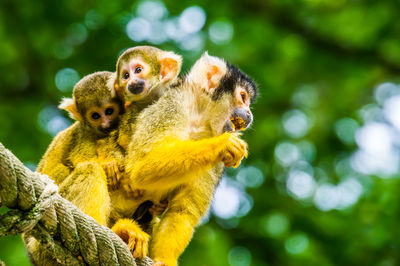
[212, 179, 241, 219]
[292, 84, 319, 108]
[334, 118, 359, 145]
[66, 23, 88, 46]
[209, 20, 234, 45]
[374, 82, 400, 105]
[38, 106, 72, 136]
[264, 212, 290, 238]
[178, 33, 204, 51]
[55, 68, 80, 92]
[148, 21, 169, 44]
[285, 233, 309, 255]
[236, 166, 264, 188]
[228, 246, 252, 266]
[297, 140, 316, 162]
[126, 18, 151, 42]
[383, 95, 400, 131]
[337, 178, 363, 209]
[179, 6, 206, 34]
[85, 10, 105, 30]
[286, 170, 316, 199]
[137, 0, 168, 21]
[282, 109, 312, 138]
[314, 184, 339, 211]
[355, 122, 393, 155]
[275, 141, 300, 167]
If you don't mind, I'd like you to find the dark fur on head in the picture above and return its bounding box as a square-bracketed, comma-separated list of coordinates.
[212, 63, 258, 103]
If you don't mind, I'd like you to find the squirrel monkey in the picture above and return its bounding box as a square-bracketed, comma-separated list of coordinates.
[36, 71, 125, 226]
[106, 46, 182, 258]
[110, 53, 257, 266]
[25, 71, 125, 266]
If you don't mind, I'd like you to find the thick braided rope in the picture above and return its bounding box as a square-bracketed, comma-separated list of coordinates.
[0, 143, 152, 265]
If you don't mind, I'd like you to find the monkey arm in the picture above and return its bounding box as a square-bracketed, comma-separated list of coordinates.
[37, 126, 75, 182]
[125, 132, 246, 190]
[58, 161, 111, 226]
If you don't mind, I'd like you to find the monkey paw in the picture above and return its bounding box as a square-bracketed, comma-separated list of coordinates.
[111, 219, 149, 259]
[102, 161, 123, 190]
[123, 183, 146, 199]
[221, 134, 248, 168]
[149, 200, 168, 216]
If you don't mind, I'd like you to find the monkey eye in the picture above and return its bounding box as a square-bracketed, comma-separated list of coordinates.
[135, 66, 143, 74]
[105, 108, 114, 116]
[91, 112, 101, 120]
[240, 91, 247, 102]
[123, 72, 129, 80]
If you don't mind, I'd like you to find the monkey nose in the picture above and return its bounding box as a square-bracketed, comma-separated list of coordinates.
[128, 80, 145, 95]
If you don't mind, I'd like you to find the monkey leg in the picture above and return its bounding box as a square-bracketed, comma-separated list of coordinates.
[58, 161, 110, 226]
[127, 133, 247, 190]
[150, 209, 199, 266]
[112, 218, 150, 258]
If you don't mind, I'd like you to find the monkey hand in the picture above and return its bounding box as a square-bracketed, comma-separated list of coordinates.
[102, 160, 124, 190]
[111, 219, 149, 259]
[220, 133, 248, 168]
[122, 181, 146, 199]
[149, 200, 168, 216]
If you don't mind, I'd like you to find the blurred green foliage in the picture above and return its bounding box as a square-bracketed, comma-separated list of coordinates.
[1, 0, 400, 265]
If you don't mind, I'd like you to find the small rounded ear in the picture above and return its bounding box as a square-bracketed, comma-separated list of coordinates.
[159, 51, 182, 83]
[58, 98, 83, 121]
[187, 52, 227, 93]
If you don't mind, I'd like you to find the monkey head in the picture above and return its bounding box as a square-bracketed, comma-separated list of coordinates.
[59, 71, 124, 136]
[114, 46, 182, 105]
[187, 53, 258, 135]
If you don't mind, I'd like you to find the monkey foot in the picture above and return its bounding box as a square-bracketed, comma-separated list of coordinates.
[111, 219, 149, 258]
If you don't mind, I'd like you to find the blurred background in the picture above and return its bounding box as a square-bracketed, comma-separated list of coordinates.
[1, 0, 400, 265]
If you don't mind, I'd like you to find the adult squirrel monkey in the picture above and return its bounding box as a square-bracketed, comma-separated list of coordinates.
[110, 53, 257, 266]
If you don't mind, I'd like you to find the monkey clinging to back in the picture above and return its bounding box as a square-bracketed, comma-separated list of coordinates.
[110, 53, 258, 266]
[36, 71, 125, 225]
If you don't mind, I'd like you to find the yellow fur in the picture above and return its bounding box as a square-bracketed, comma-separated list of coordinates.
[111, 53, 253, 265]
[32, 47, 183, 262]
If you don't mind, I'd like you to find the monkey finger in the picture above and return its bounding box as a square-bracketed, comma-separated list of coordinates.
[128, 237, 136, 251]
[142, 239, 149, 258]
[133, 239, 143, 258]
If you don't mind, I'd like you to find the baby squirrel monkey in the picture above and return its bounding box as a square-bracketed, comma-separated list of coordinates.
[111, 53, 257, 266]
[106, 46, 182, 258]
[25, 71, 125, 266]
[36, 71, 125, 226]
